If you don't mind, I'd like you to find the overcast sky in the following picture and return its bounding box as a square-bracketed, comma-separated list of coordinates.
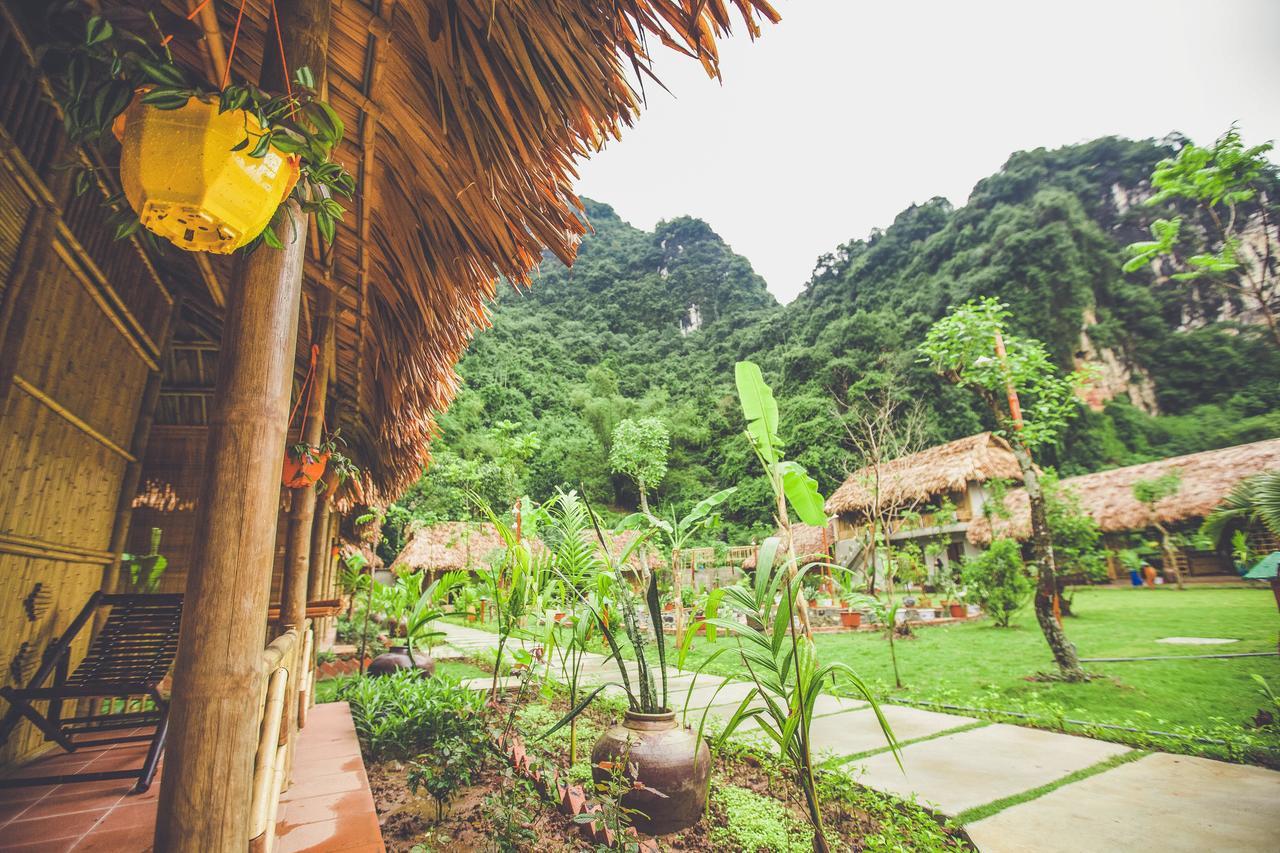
[574, 0, 1280, 304]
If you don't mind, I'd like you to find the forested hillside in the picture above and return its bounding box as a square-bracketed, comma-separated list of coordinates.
[383, 134, 1280, 553]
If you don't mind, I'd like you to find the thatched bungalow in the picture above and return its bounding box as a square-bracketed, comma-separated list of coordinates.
[0, 0, 776, 849]
[392, 521, 661, 576]
[968, 438, 1280, 577]
[825, 433, 1024, 573]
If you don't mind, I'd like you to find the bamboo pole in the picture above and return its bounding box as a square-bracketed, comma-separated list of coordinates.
[153, 200, 307, 851]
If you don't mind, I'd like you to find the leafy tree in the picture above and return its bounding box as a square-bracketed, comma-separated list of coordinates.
[609, 417, 670, 514]
[921, 298, 1089, 679]
[1041, 472, 1107, 613]
[1202, 470, 1280, 542]
[1132, 469, 1185, 589]
[1124, 126, 1280, 347]
[961, 539, 1032, 628]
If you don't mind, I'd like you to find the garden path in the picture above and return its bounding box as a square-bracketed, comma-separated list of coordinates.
[438, 622, 1280, 852]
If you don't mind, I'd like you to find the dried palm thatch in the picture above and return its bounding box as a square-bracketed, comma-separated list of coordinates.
[742, 522, 832, 569]
[967, 438, 1280, 544]
[135, 0, 779, 502]
[392, 520, 660, 572]
[825, 432, 1023, 518]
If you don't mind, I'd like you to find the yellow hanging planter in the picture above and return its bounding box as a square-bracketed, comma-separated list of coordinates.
[116, 95, 299, 254]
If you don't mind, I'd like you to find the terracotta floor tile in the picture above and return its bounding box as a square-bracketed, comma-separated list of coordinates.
[282, 769, 366, 801]
[0, 838, 77, 853]
[10, 786, 127, 820]
[70, 823, 155, 853]
[81, 799, 157, 835]
[4, 808, 109, 845]
[288, 753, 365, 779]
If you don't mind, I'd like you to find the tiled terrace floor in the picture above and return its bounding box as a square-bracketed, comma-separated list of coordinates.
[0, 703, 382, 852]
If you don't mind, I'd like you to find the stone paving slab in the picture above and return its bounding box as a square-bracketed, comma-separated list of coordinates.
[966, 752, 1280, 853]
[678, 678, 759, 711]
[849, 723, 1130, 816]
[812, 705, 970, 760]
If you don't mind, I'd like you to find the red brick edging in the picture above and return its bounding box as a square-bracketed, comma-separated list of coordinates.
[493, 732, 659, 852]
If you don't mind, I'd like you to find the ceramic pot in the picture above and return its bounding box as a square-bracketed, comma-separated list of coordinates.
[367, 645, 435, 677]
[840, 610, 861, 628]
[591, 710, 711, 835]
[949, 603, 965, 618]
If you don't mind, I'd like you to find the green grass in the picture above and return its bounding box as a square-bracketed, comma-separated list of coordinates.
[952, 750, 1150, 825]
[314, 657, 487, 704]
[675, 587, 1278, 734]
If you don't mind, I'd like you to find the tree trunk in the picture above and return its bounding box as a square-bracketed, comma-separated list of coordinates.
[1155, 522, 1184, 590]
[1012, 443, 1087, 680]
[154, 202, 307, 852]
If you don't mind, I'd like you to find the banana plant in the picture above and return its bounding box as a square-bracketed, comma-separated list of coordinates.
[681, 540, 897, 853]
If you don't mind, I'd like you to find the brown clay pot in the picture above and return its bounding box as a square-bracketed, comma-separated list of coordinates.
[591, 710, 711, 836]
[840, 610, 861, 628]
[949, 603, 965, 618]
[367, 645, 436, 678]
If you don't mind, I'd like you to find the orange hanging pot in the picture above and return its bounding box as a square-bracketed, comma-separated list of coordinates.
[282, 448, 329, 489]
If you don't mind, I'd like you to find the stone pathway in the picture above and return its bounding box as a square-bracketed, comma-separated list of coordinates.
[438, 622, 1280, 851]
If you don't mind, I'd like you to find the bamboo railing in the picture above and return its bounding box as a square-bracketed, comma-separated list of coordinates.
[248, 619, 314, 853]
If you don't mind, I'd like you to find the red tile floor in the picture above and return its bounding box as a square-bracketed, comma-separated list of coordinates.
[0, 703, 383, 852]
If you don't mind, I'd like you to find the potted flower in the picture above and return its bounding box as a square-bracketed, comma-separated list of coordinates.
[49, 12, 354, 254]
[935, 568, 967, 618]
[545, 501, 710, 836]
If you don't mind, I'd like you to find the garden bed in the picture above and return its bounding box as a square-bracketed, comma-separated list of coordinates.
[343, 670, 970, 852]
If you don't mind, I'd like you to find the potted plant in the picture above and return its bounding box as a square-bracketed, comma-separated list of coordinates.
[368, 571, 461, 677]
[545, 500, 709, 836]
[48, 12, 354, 254]
[283, 429, 357, 490]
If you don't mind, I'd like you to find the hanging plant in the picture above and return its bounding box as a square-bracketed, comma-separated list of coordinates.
[283, 428, 359, 491]
[45, 9, 354, 254]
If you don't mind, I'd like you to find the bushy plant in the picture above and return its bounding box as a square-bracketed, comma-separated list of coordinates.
[961, 539, 1032, 628]
[407, 734, 489, 821]
[710, 784, 811, 852]
[341, 671, 487, 761]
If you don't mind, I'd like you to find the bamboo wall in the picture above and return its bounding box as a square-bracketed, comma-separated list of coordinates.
[0, 14, 175, 767]
[128, 426, 291, 602]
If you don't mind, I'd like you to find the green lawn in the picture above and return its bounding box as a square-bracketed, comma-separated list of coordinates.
[677, 587, 1278, 733]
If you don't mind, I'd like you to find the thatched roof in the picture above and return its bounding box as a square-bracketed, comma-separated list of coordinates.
[393, 521, 661, 572]
[826, 433, 1023, 517]
[106, 1, 779, 501]
[742, 522, 833, 569]
[968, 438, 1280, 544]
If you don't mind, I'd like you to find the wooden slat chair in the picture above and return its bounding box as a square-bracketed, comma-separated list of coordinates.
[0, 592, 183, 793]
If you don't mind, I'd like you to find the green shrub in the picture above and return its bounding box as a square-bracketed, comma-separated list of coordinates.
[341, 671, 488, 761]
[962, 539, 1032, 627]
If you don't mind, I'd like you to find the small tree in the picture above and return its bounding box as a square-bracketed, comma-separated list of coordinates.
[961, 539, 1032, 628]
[921, 298, 1089, 680]
[1132, 469, 1185, 590]
[1124, 126, 1279, 348]
[609, 417, 670, 515]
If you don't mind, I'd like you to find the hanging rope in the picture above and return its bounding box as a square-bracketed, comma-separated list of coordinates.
[269, 0, 296, 108]
[287, 344, 322, 441]
[220, 0, 251, 89]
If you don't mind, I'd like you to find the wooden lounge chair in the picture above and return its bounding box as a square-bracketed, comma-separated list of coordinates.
[0, 592, 183, 793]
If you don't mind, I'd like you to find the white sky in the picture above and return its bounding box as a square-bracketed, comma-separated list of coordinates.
[574, 0, 1280, 304]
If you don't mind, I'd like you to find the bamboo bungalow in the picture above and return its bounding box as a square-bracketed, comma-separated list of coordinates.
[968, 438, 1280, 578]
[825, 432, 1024, 575]
[0, 0, 777, 849]
[391, 521, 661, 577]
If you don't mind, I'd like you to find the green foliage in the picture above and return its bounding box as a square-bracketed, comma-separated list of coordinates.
[961, 539, 1033, 627]
[1202, 469, 1280, 543]
[483, 767, 541, 853]
[342, 671, 488, 762]
[1042, 473, 1107, 581]
[121, 527, 167, 593]
[407, 733, 490, 821]
[709, 784, 812, 852]
[920, 298, 1088, 450]
[608, 417, 670, 496]
[1132, 470, 1182, 510]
